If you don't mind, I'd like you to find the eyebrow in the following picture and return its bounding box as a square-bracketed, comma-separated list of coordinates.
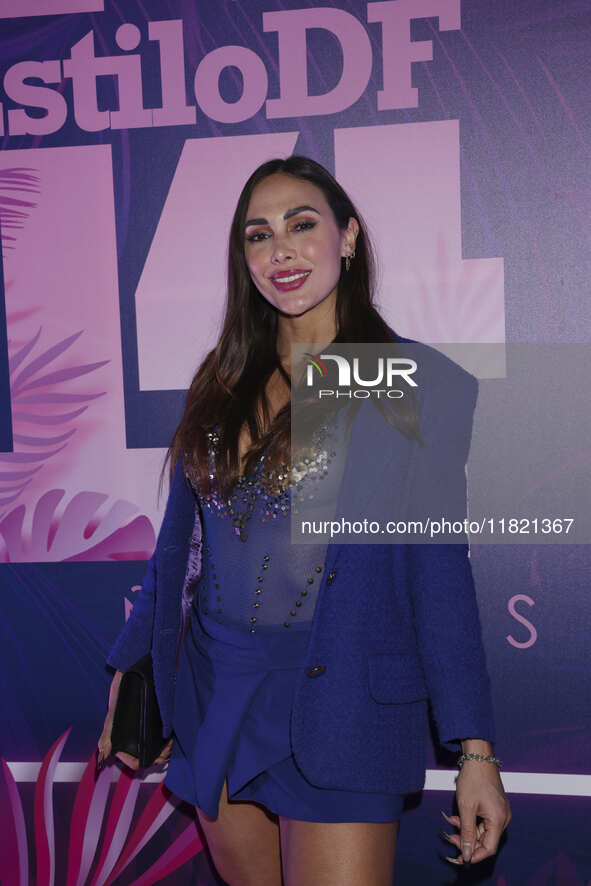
[244, 205, 320, 229]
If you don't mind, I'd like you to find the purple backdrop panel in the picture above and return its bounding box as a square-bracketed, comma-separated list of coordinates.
[0, 0, 103, 16]
[1, 0, 590, 883]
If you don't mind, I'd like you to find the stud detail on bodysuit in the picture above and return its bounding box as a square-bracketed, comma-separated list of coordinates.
[248, 554, 272, 634]
[281, 563, 324, 625]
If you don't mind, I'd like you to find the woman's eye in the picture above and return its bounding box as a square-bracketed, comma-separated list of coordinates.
[246, 231, 269, 242]
[245, 221, 316, 243]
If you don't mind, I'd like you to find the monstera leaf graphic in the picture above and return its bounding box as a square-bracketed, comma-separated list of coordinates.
[0, 485, 156, 562]
[0, 729, 206, 886]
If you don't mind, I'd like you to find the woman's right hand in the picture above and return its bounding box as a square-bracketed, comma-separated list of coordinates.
[97, 670, 140, 772]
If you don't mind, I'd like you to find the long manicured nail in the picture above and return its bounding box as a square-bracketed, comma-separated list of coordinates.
[462, 842, 472, 863]
[443, 855, 461, 865]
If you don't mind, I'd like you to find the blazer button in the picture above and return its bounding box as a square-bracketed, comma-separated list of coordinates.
[326, 569, 337, 585]
[306, 665, 326, 678]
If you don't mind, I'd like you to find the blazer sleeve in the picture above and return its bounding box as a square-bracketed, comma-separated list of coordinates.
[105, 457, 190, 673]
[405, 366, 496, 752]
[106, 549, 156, 672]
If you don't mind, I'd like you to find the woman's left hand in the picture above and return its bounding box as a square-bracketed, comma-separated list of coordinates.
[441, 761, 511, 865]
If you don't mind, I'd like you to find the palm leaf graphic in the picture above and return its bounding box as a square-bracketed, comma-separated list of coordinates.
[1, 166, 111, 515]
[0, 729, 206, 885]
[1, 326, 109, 515]
[0, 758, 29, 885]
[1, 172, 155, 559]
[0, 325, 158, 560]
[0, 167, 40, 258]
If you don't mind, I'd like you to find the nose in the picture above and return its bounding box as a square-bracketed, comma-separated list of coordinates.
[271, 234, 295, 263]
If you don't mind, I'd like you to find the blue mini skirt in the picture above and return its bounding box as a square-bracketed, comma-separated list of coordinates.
[164, 605, 404, 823]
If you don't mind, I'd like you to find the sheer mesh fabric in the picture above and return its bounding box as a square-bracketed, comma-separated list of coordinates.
[184, 409, 349, 633]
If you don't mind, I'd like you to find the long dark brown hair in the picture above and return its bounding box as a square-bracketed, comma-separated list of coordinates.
[159, 155, 420, 503]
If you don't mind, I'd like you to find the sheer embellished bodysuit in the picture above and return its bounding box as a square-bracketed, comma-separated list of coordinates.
[189, 417, 343, 632]
[163, 406, 405, 822]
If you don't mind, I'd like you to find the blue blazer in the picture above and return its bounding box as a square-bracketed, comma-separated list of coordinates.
[107, 339, 496, 795]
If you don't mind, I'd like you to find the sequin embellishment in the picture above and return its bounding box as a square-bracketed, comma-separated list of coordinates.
[185, 421, 338, 543]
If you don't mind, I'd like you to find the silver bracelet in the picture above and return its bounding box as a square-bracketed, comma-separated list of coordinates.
[457, 752, 502, 769]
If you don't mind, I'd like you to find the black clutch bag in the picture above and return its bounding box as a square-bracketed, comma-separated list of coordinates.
[110, 653, 168, 769]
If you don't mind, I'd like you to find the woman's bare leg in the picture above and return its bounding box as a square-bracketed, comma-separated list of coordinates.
[196, 778, 283, 886]
[279, 817, 399, 886]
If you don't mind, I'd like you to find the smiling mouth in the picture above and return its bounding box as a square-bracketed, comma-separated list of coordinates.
[271, 270, 311, 291]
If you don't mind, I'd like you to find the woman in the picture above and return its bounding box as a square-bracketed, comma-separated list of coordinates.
[98, 155, 511, 884]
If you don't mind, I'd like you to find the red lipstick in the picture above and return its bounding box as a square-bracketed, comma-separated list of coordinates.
[270, 269, 311, 292]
